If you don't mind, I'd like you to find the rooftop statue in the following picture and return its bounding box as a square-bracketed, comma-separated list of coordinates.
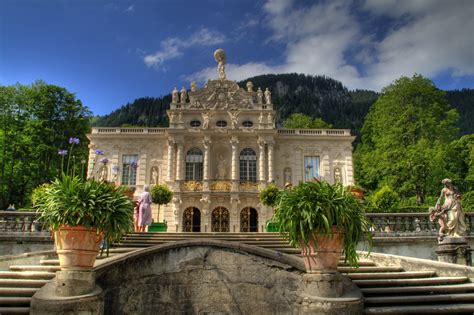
[214, 48, 226, 80]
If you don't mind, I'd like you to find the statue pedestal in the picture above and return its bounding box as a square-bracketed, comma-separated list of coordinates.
[435, 237, 472, 265]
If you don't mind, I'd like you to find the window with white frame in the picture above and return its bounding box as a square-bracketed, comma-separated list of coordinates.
[304, 156, 320, 182]
[240, 148, 257, 182]
[122, 154, 139, 185]
[185, 148, 203, 181]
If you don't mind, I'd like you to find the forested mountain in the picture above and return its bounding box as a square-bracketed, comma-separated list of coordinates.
[92, 74, 473, 136]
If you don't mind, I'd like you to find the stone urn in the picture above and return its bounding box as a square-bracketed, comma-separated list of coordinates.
[54, 225, 103, 270]
[299, 227, 344, 273]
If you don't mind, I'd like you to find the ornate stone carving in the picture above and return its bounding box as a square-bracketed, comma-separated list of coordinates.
[191, 81, 197, 92]
[246, 81, 254, 92]
[181, 181, 203, 191]
[239, 182, 258, 191]
[211, 181, 232, 191]
[334, 167, 342, 183]
[228, 111, 240, 129]
[264, 88, 272, 104]
[189, 80, 253, 110]
[202, 112, 212, 129]
[150, 166, 159, 185]
[257, 88, 263, 104]
[180, 87, 187, 103]
[214, 49, 226, 80]
[172, 87, 179, 103]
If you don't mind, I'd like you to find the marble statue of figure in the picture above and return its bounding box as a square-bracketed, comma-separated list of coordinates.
[429, 178, 467, 242]
[334, 167, 342, 183]
[228, 111, 240, 129]
[169, 112, 176, 124]
[202, 112, 211, 129]
[99, 166, 108, 181]
[284, 167, 292, 186]
[178, 112, 183, 123]
[217, 154, 227, 179]
[267, 113, 274, 125]
[258, 112, 264, 125]
[150, 167, 158, 185]
[264, 88, 272, 104]
[257, 88, 263, 104]
[214, 49, 226, 80]
[180, 87, 187, 103]
[172, 87, 179, 103]
[191, 81, 197, 92]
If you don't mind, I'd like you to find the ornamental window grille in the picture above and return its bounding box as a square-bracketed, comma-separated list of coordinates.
[242, 120, 253, 128]
[216, 120, 227, 128]
[185, 148, 203, 181]
[304, 156, 320, 182]
[239, 148, 257, 182]
[122, 154, 138, 185]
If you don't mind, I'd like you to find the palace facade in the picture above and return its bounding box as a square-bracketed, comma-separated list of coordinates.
[87, 49, 355, 233]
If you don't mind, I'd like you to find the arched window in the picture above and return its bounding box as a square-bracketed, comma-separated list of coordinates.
[185, 148, 203, 181]
[239, 148, 257, 182]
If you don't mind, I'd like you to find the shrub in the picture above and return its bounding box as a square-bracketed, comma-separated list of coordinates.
[370, 185, 400, 213]
[259, 184, 281, 207]
[150, 184, 173, 206]
[31, 183, 51, 209]
[462, 191, 474, 212]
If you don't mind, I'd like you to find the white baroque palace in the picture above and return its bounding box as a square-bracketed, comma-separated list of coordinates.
[87, 49, 355, 233]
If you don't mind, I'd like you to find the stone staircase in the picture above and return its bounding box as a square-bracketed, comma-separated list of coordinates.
[1, 232, 474, 314]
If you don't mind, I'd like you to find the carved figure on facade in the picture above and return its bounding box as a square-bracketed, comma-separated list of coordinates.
[217, 154, 227, 179]
[267, 113, 274, 126]
[214, 49, 227, 80]
[258, 112, 264, 126]
[202, 112, 212, 129]
[180, 87, 187, 103]
[178, 112, 183, 124]
[228, 111, 240, 129]
[264, 88, 272, 104]
[150, 166, 159, 185]
[257, 88, 263, 104]
[334, 167, 342, 184]
[429, 178, 467, 242]
[99, 166, 108, 181]
[169, 112, 176, 124]
[283, 167, 292, 186]
[172, 87, 179, 103]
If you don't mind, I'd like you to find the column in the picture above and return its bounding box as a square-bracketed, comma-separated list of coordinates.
[230, 137, 239, 191]
[176, 142, 184, 181]
[166, 138, 175, 182]
[203, 137, 211, 190]
[267, 141, 274, 183]
[258, 139, 266, 183]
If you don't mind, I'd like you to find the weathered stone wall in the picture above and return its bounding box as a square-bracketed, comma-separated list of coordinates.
[94, 240, 362, 314]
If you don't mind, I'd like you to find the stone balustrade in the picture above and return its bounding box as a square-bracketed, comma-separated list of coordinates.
[0, 211, 47, 232]
[277, 129, 351, 136]
[366, 212, 474, 237]
[91, 127, 167, 135]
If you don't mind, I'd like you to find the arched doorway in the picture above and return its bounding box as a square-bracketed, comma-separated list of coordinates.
[211, 207, 230, 232]
[183, 207, 201, 232]
[240, 207, 258, 232]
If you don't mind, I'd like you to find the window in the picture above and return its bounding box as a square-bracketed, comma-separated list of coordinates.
[185, 148, 203, 181]
[216, 120, 227, 128]
[190, 120, 201, 128]
[240, 148, 257, 182]
[122, 154, 138, 185]
[242, 120, 253, 128]
[304, 156, 320, 182]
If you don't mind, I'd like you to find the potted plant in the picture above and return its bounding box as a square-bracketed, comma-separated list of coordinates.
[36, 175, 133, 269]
[273, 180, 372, 272]
[150, 184, 173, 229]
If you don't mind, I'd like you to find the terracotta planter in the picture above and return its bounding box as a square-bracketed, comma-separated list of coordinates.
[350, 188, 364, 200]
[299, 227, 344, 273]
[54, 225, 103, 270]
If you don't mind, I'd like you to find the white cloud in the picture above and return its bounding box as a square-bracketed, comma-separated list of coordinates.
[144, 28, 226, 69]
[188, 0, 473, 91]
[124, 5, 134, 13]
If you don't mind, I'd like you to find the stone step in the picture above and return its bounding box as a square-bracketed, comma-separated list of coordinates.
[0, 297, 31, 306]
[347, 271, 436, 280]
[365, 293, 474, 305]
[9, 265, 60, 272]
[0, 271, 56, 280]
[354, 276, 468, 287]
[0, 278, 49, 288]
[362, 283, 474, 295]
[0, 287, 38, 297]
[40, 259, 59, 265]
[338, 266, 404, 273]
[364, 303, 474, 314]
[338, 260, 376, 267]
[0, 306, 30, 314]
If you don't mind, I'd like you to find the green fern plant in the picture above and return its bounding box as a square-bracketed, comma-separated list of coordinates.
[274, 180, 372, 267]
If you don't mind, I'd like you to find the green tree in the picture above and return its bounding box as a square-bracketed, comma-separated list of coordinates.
[355, 75, 459, 205]
[0, 81, 91, 209]
[283, 113, 332, 129]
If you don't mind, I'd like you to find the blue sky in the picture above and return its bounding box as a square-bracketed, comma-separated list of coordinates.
[1, 0, 473, 115]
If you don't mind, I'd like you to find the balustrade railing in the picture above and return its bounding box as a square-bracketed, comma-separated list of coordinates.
[366, 213, 474, 237]
[0, 211, 48, 232]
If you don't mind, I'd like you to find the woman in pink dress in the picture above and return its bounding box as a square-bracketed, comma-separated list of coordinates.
[138, 185, 153, 232]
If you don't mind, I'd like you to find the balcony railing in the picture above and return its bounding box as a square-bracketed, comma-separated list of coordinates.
[91, 127, 167, 135]
[277, 129, 351, 136]
[0, 211, 48, 232]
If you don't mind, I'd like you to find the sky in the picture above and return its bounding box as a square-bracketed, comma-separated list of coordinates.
[1, 0, 473, 116]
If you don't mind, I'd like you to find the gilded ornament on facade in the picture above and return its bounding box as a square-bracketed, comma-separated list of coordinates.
[181, 181, 203, 191]
[211, 181, 232, 191]
[239, 182, 258, 191]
